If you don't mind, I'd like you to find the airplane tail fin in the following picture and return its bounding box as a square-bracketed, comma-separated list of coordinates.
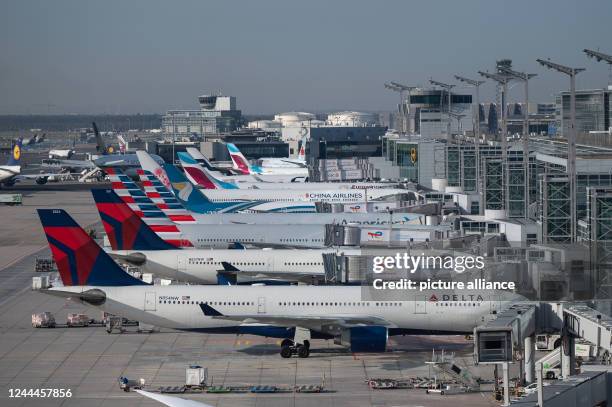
[178, 152, 238, 190]
[164, 163, 257, 213]
[37, 209, 147, 286]
[177, 152, 217, 189]
[91, 188, 184, 250]
[7, 138, 22, 166]
[298, 134, 307, 161]
[185, 147, 216, 170]
[136, 150, 173, 191]
[226, 143, 255, 175]
[92, 122, 108, 155]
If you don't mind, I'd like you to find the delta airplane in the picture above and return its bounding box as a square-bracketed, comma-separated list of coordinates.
[92, 188, 327, 249]
[226, 143, 309, 177]
[108, 167, 423, 227]
[38, 208, 525, 358]
[179, 151, 400, 190]
[137, 150, 316, 213]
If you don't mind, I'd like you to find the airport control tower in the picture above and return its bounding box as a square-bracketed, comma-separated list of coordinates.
[162, 94, 242, 138]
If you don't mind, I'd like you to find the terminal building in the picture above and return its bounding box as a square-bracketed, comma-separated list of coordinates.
[556, 87, 612, 136]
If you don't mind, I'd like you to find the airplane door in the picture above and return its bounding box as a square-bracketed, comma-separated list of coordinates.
[257, 297, 266, 314]
[177, 255, 187, 272]
[144, 292, 157, 311]
[414, 296, 427, 314]
[489, 295, 502, 313]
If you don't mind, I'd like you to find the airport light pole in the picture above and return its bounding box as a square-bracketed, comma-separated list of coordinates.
[390, 82, 417, 134]
[497, 66, 537, 217]
[385, 82, 416, 134]
[455, 75, 485, 215]
[478, 71, 511, 161]
[429, 79, 455, 142]
[454, 75, 485, 144]
[536, 58, 585, 242]
[584, 48, 612, 86]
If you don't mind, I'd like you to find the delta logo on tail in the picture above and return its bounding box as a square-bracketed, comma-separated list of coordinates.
[37, 209, 147, 286]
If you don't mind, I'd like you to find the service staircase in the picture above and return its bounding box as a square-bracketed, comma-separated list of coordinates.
[425, 350, 480, 391]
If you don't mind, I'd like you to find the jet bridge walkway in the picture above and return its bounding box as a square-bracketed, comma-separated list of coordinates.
[563, 304, 612, 354]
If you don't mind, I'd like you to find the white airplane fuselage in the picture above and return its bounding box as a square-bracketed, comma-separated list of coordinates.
[108, 248, 344, 283]
[159, 223, 327, 249]
[49, 286, 521, 335]
[0, 166, 19, 183]
[201, 188, 408, 204]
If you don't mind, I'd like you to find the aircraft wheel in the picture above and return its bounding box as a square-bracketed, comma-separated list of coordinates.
[297, 345, 310, 358]
[281, 338, 294, 348]
[280, 345, 293, 358]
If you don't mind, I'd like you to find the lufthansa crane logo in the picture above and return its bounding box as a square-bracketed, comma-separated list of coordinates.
[410, 147, 417, 164]
[13, 144, 21, 161]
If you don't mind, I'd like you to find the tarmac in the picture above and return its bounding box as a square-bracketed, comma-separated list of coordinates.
[0, 182, 511, 406]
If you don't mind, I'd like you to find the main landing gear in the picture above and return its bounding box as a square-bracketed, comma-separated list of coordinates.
[280, 339, 310, 358]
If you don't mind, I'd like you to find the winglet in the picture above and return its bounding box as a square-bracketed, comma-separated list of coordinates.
[199, 303, 224, 317]
[221, 261, 240, 272]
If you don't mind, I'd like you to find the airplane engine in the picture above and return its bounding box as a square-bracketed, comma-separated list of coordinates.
[336, 326, 388, 352]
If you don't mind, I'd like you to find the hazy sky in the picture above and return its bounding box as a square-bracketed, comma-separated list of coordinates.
[1, 0, 611, 114]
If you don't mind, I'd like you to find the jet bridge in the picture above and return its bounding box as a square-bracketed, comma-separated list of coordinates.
[563, 304, 612, 354]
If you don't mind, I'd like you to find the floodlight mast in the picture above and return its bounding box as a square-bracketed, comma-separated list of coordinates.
[429, 79, 455, 142]
[536, 58, 585, 242]
[479, 71, 511, 162]
[384, 82, 415, 134]
[455, 75, 485, 215]
[584, 49, 612, 85]
[390, 82, 417, 133]
[498, 66, 537, 216]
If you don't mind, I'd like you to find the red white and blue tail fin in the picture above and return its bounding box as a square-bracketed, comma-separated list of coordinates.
[37, 209, 147, 286]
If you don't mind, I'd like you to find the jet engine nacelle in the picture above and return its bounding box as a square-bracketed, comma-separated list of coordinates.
[335, 326, 388, 352]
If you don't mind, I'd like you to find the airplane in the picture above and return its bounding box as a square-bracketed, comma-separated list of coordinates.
[37, 208, 525, 358]
[40, 122, 165, 178]
[137, 150, 317, 213]
[0, 139, 67, 187]
[256, 135, 307, 168]
[179, 151, 401, 191]
[108, 167, 424, 227]
[184, 147, 235, 176]
[111, 167, 421, 226]
[48, 148, 75, 159]
[97, 180, 362, 283]
[22, 133, 46, 146]
[168, 152, 408, 204]
[226, 142, 309, 176]
[186, 147, 307, 183]
[92, 188, 328, 249]
[0, 140, 23, 186]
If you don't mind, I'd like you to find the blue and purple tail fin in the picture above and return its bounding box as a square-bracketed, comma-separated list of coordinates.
[37, 209, 147, 286]
[91, 189, 186, 250]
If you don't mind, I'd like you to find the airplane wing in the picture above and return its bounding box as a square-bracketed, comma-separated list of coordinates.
[219, 261, 323, 283]
[199, 303, 394, 332]
[135, 390, 212, 407]
[279, 160, 308, 168]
